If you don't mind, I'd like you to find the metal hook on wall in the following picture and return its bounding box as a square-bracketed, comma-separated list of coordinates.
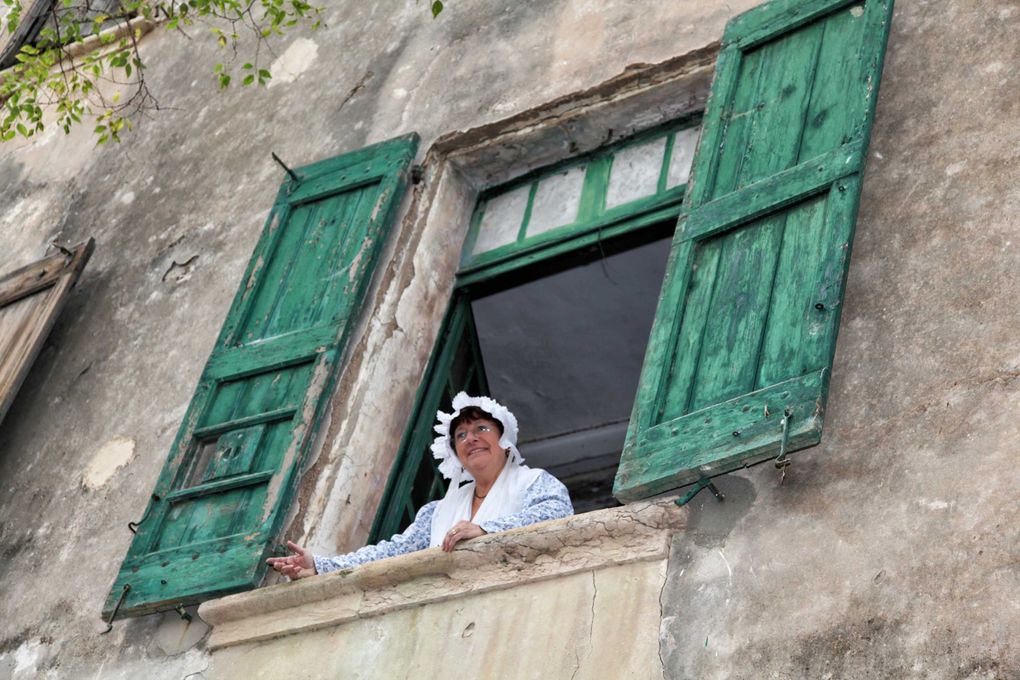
[101, 584, 131, 634]
[271, 152, 301, 186]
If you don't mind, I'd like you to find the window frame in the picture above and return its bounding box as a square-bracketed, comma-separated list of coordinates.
[370, 120, 700, 539]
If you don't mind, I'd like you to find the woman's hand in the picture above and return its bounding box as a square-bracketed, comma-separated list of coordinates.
[441, 521, 486, 552]
[266, 540, 317, 580]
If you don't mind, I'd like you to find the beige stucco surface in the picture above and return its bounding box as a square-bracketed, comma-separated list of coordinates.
[203, 501, 678, 680]
[210, 560, 665, 680]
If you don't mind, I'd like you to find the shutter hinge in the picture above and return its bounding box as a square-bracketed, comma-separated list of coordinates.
[675, 476, 725, 507]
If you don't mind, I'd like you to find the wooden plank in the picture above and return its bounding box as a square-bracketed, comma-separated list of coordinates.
[735, 17, 826, 190]
[0, 253, 70, 306]
[657, 238, 722, 420]
[285, 133, 418, 204]
[682, 141, 861, 242]
[797, 4, 868, 160]
[216, 201, 291, 350]
[203, 326, 333, 381]
[848, 0, 895, 156]
[754, 193, 833, 387]
[166, 470, 274, 503]
[682, 45, 741, 209]
[704, 44, 766, 201]
[723, 0, 859, 49]
[630, 223, 696, 433]
[285, 163, 383, 206]
[235, 197, 327, 343]
[102, 537, 267, 618]
[516, 181, 538, 241]
[615, 368, 828, 501]
[657, 131, 677, 194]
[193, 407, 299, 439]
[688, 213, 787, 412]
[0, 240, 95, 427]
[576, 154, 611, 224]
[317, 182, 385, 325]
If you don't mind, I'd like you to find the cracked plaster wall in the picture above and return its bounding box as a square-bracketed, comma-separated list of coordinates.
[0, 0, 1017, 678]
[657, 1, 1020, 678]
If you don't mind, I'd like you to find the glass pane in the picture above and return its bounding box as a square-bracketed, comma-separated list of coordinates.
[472, 184, 531, 255]
[526, 165, 587, 237]
[667, 126, 700, 188]
[605, 136, 667, 209]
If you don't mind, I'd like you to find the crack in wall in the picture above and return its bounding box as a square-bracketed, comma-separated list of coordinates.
[570, 569, 598, 680]
[657, 557, 670, 680]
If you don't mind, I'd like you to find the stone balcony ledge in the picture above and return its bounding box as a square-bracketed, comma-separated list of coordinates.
[198, 498, 686, 650]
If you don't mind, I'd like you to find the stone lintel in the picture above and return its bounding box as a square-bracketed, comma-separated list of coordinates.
[199, 499, 685, 650]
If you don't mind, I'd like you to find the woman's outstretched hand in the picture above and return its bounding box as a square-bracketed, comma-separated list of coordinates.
[266, 540, 317, 580]
[441, 521, 486, 552]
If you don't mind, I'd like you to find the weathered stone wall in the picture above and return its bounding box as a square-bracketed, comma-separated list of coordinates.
[0, 0, 1016, 678]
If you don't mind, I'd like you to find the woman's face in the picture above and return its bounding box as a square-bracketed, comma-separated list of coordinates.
[453, 417, 505, 480]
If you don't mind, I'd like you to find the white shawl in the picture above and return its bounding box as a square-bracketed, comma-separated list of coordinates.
[429, 454, 543, 548]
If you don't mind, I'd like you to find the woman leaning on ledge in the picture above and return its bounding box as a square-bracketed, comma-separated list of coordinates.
[267, 393, 574, 579]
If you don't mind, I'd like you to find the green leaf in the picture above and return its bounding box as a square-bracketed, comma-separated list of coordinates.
[431, 0, 443, 17]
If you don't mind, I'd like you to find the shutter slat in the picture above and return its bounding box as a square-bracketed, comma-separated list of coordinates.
[618, 369, 829, 500]
[683, 142, 861, 242]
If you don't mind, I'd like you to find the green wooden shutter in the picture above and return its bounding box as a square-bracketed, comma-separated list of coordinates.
[613, 0, 893, 502]
[103, 134, 418, 618]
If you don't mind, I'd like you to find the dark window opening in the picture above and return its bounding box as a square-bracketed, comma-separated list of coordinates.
[470, 222, 674, 512]
[371, 219, 675, 541]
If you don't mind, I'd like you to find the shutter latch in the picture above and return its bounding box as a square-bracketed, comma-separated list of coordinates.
[101, 584, 131, 634]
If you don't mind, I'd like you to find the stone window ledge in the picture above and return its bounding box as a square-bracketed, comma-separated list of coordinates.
[198, 499, 686, 650]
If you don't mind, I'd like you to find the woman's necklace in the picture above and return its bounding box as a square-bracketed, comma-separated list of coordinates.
[474, 490, 488, 499]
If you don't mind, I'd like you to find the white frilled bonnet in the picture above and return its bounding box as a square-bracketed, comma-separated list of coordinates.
[430, 392, 525, 486]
